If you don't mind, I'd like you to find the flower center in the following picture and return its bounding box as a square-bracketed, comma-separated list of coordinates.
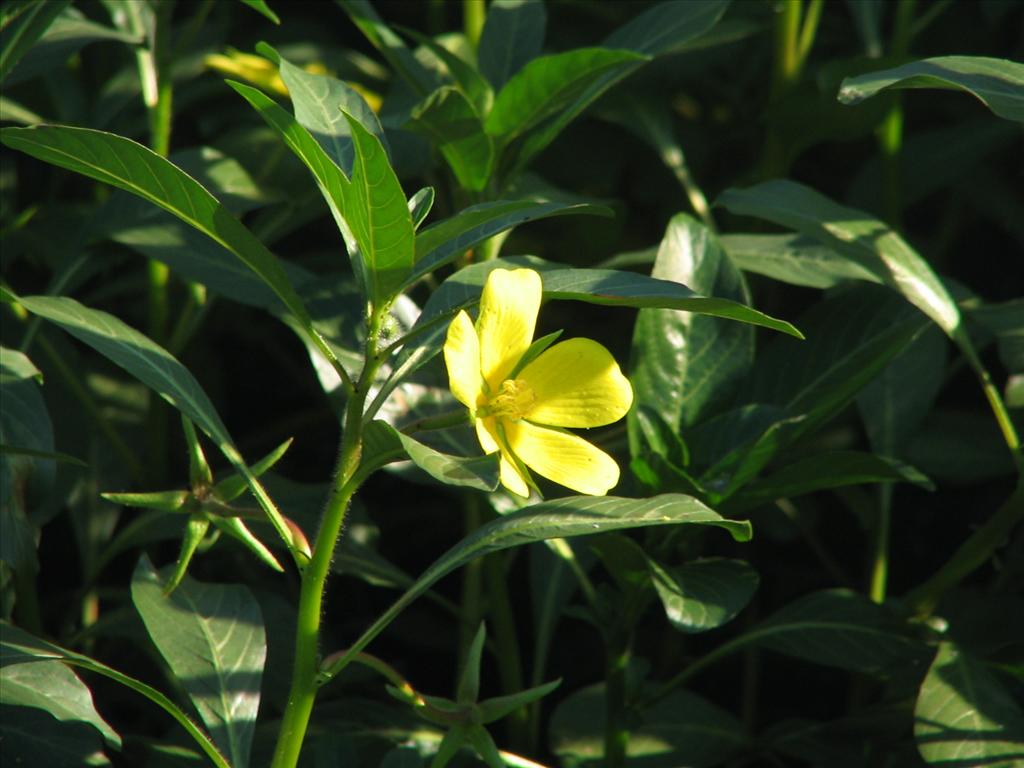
[484, 378, 535, 421]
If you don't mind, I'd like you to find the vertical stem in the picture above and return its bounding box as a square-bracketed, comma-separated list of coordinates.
[463, 0, 486, 50]
[604, 629, 632, 768]
[878, 0, 916, 227]
[763, 0, 804, 178]
[868, 485, 892, 603]
[796, 0, 823, 65]
[270, 313, 384, 768]
[484, 552, 527, 748]
[459, 496, 485, 677]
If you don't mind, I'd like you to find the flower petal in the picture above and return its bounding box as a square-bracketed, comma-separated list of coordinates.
[504, 419, 620, 496]
[444, 310, 483, 410]
[518, 338, 634, 428]
[476, 417, 529, 497]
[476, 269, 542, 393]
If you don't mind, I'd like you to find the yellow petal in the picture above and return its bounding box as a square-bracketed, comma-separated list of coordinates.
[476, 417, 529, 497]
[518, 338, 634, 428]
[476, 269, 542, 393]
[444, 310, 483, 410]
[504, 420, 620, 496]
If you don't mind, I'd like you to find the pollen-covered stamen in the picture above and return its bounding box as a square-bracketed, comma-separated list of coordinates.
[481, 378, 536, 420]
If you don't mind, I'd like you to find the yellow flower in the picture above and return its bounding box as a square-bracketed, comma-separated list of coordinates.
[443, 268, 633, 497]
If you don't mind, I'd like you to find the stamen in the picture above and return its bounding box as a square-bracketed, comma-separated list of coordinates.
[483, 378, 536, 420]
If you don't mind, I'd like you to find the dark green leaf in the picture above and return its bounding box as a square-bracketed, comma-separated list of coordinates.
[0, 622, 231, 768]
[478, 0, 546, 91]
[321, 494, 750, 681]
[238, 0, 280, 24]
[839, 56, 1024, 122]
[603, 0, 731, 56]
[753, 589, 929, 676]
[551, 685, 745, 767]
[0, 704, 109, 767]
[630, 214, 754, 438]
[969, 299, 1024, 374]
[720, 233, 880, 289]
[485, 47, 648, 142]
[1, 660, 120, 750]
[360, 420, 499, 491]
[649, 557, 759, 634]
[337, 0, 435, 96]
[915, 642, 1024, 765]
[132, 556, 265, 768]
[407, 86, 493, 191]
[0, 0, 72, 84]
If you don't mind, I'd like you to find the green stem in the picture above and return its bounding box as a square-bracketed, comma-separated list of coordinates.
[796, 0, 823, 66]
[763, 0, 803, 177]
[868, 485, 893, 603]
[459, 496, 485, 682]
[463, 0, 486, 50]
[878, 0, 916, 227]
[270, 313, 384, 768]
[485, 552, 528, 749]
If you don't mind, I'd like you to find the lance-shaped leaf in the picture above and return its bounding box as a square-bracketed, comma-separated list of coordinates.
[407, 86, 494, 192]
[720, 233, 881, 289]
[0, 621, 230, 768]
[839, 56, 1024, 123]
[485, 47, 648, 142]
[0, 0, 72, 83]
[320, 494, 750, 682]
[132, 556, 266, 768]
[4, 292, 291, 568]
[478, 0, 546, 91]
[0, 125, 343, 373]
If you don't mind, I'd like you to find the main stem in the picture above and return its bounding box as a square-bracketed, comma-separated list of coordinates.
[271, 312, 384, 768]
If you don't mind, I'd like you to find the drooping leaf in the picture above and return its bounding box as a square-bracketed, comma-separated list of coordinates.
[359, 420, 499, 491]
[551, 685, 745, 768]
[0, 0, 72, 84]
[718, 180, 962, 341]
[5, 292, 291, 567]
[320, 494, 751, 681]
[260, 43, 384, 175]
[630, 214, 754, 439]
[0, 125, 341, 371]
[478, 0, 546, 91]
[839, 56, 1024, 123]
[720, 233, 881, 289]
[0, 661, 120, 747]
[0, 621, 231, 768]
[914, 642, 1024, 765]
[406, 86, 493, 191]
[649, 557, 759, 634]
[132, 556, 266, 768]
[752, 590, 929, 676]
[485, 47, 648, 142]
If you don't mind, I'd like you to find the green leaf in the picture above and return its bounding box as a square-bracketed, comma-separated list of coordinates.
[238, 0, 280, 24]
[8, 292, 290, 569]
[407, 86, 494, 191]
[399, 28, 493, 115]
[970, 299, 1024, 375]
[261, 43, 384, 175]
[0, 621, 231, 768]
[132, 556, 266, 768]
[726, 451, 933, 513]
[839, 56, 1024, 122]
[320, 494, 750, 681]
[0, 125, 338, 368]
[360, 420, 499, 491]
[603, 0, 731, 56]
[649, 557, 759, 634]
[485, 47, 648, 142]
[551, 686, 745, 768]
[720, 233, 881, 289]
[0, 704, 110, 767]
[342, 111, 416, 305]
[100, 489, 189, 512]
[717, 180, 963, 341]
[0, 346, 54, 569]
[457, 624, 486, 705]
[478, 0, 546, 91]
[409, 187, 435, 229]
[0, 0, 71, 84]
[1, 661, 120, 748]
[915, 642, 1024, 765]
[410, 200, 613, 286]
[753, 589, 928, 676]
[338, 0, 436, 96]
[630, 214, 754, 439]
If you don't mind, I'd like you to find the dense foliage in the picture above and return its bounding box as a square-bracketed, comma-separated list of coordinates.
[1, 1, 1022, 767]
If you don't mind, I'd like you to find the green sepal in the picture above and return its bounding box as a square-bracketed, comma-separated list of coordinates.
[182, 417, 213, 488]
[430, 725, 467, 768]
[212, 437, 293, 501]
[507, 329, 563, 379]
[475, 678, 561, 723]
[457, 623, 486, 705]
[209, 516, 284, 572]
[100, 489, 191, 512]
[464, 726, 504, 768]
[164, 515, 211, 595]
